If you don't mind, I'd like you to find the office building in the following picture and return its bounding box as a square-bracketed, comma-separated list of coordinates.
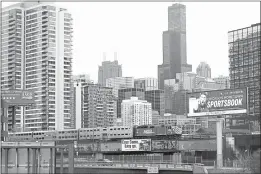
[106, 77, 134, 97]
[98, 60, 122, 86]
[145, 90, 165, 116]
[152, 110, 160, 125]
[134, 78, 158, 91]
[81, 84, 117, 128]
[196, 62, 211, 78]
[1, 2, 73, 131]
[121, 97, 152, 127]
[228, 23, 260, 131]
[172, 90, 188, 115]
[71, 75, 93, 129]
[176, 72, 227, 91]
[212, 75, 230, 89]
[164, 79, 178, 113]
[117, 88, 145, 118]
[158, 4, 192, 90]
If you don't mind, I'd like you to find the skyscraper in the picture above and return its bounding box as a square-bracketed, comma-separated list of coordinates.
[158, 3, 192, 90]
[228, 23, 260, 131]
[1, 2, 73, 131]
[196, 62, 212, 78]
[98, 60, 122, 86]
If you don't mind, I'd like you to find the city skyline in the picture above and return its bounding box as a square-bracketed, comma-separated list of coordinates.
[2, 2, 260, 83]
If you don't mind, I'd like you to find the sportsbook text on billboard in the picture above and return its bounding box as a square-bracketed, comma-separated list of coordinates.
[187, 88, 247, 117]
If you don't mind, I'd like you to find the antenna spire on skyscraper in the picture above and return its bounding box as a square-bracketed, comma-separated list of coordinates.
[114, 52, 118, 61]
[103, 52, 106, 61]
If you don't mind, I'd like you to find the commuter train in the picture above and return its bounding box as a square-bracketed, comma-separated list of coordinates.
[7, 125, 182, 142]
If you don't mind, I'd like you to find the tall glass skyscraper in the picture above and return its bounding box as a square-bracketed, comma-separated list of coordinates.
[228, 23, 260, 131]
[1, 2, 73, 131]
[158, 3, 192, 90]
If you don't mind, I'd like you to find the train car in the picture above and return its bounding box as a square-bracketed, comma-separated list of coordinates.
[78, 127, 103, 140]
[32, 130, 56, 141]
[79, 126, 133, 140]
[155, 125, 168, 136]
[7, 131, 34, 141]
[134, 125, 182, 137]
[134, 125, 157, 137]
[105, 126, 133, 139]
[55, 129, 78, 141]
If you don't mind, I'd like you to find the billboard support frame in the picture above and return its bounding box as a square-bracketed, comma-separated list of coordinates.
[186, 88, 249, 169]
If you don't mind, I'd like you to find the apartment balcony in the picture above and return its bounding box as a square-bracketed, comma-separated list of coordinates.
[7, 28, 16, 33]
[42, 19, 48, 24]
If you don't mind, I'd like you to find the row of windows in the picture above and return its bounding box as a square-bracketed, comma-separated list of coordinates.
[26, 6, 56, 15]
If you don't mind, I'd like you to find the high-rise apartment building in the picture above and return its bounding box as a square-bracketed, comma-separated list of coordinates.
[1, 2, 73, 131]
[117, 88, 145, 118]
[134, 78, 158, 91]
[106, 77, 134, 97]
[145, 90, 165, 116]
[81, 84, 117, 128]
[72, 74, 93, 128]
[121, 97, 152, 127]
[228, 23, 260, 131]
[98, 60, 122, 86]
[158, 3, 192, 90]
[196, 62, 211, 79]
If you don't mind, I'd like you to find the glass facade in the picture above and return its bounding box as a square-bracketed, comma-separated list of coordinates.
[228, 23, 260, 131]
[145, 90, 165, 117]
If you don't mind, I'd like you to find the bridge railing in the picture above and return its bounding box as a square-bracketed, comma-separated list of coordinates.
[56, 160, 195, 170]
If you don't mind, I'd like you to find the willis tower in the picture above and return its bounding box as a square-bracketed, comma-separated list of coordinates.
[158, 4, 192, 90]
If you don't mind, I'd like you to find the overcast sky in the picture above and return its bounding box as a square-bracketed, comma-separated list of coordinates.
[2, 2, 260, 82]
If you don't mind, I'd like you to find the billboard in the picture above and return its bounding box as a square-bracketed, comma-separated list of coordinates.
[187, 88, 247, 117]
[100, 142, 121, 152]
[178, 140, 217, 151]
[1, 90, 35, 107]
[121, 139, 151, 151]
[152, 140, 178, 151]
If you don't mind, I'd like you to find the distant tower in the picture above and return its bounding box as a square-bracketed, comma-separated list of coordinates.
[98, 55, 122, 86]
[103, 52, 106, 61]
[196, 62, 211, 78]
[114, 52, 118, 61]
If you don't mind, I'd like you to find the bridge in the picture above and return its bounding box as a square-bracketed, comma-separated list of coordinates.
[1, 141, 197, 174]
[56, 162, 194, 174]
